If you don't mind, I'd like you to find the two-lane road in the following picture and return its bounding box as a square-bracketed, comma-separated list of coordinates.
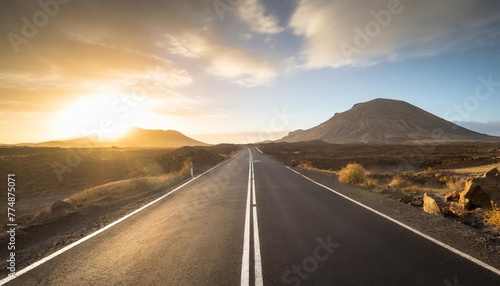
[3, 148, 500, 285]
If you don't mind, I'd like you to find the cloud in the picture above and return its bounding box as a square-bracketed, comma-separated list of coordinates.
[158, 33, 208, 59]
[289, 0, 500, 69]
[236, 0, 284, 34]
[206, 46, 276, 86]
[160, 33, 276, 86]
[0, 1, 197, 92]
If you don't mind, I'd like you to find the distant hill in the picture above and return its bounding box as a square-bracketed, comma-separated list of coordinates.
[280, 98, 497, 144]
[17, 128, 209, 148]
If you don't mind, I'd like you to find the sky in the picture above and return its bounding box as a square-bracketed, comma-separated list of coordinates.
[1, 0, 500, 144]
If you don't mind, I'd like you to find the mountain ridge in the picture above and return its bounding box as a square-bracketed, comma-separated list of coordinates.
[11, 127, 209, 148]
[279, 98, 498, 144]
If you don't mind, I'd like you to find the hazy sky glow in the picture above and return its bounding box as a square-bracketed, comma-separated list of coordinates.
[1, 0, 500, 144]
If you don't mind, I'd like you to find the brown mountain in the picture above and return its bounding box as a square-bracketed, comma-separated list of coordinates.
[280, 98, 497, 144]
[22, 128, 209, 148]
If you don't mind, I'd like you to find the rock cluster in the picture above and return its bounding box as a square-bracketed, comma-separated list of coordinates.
[419, 167, 499, 217]
[460, 167, 500, 210]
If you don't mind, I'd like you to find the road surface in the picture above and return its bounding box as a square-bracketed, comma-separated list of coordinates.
[2, 147, 500, 285]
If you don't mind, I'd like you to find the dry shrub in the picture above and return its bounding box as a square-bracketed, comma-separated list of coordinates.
[365, 178, 375, 189]
[338, 163, 366, 185]
[298, 161, 314, 170]
[179, 158, 193, 176]
[388, 174, 412, 189]
[484, 207, 500, 227]
[67, 173, 178, 206]
[298, 161, 336, 174]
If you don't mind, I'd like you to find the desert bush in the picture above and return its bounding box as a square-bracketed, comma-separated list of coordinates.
[388, 174, 411, 189]
[179, 157, 193, 176]
[365, 178, 375, 189]
[298, 161, 314, 170]
[484, 207, 500, 227]
[338, 163, 366, 185]
[67, 173, 178, 206]
[297, 160, 336, 174]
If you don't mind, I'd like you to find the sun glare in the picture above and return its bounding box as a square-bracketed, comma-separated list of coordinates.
[58, 91, 147, 141]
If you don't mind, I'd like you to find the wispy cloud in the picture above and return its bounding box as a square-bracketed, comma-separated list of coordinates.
[289, 0, 500, 69]
[236, 0, 284, 34]
[161, 32, 276, 86]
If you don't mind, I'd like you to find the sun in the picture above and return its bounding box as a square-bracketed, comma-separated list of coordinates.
[58, 91, 146, 141]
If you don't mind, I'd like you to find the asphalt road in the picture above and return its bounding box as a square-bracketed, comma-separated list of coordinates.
[3, 147, 500, 285]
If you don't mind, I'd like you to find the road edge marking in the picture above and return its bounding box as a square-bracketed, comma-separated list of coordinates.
[253, 206, 263, 286]
[0, 149, 243, 285]
[240, 149, 252, 286]
[285, 166, 500, 277]
[252, 148, 263, 286]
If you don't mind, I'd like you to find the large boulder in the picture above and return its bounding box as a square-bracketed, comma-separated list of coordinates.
[460, 167, 500, 210]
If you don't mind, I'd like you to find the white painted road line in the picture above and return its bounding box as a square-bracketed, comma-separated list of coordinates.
[240, 155, 252, 286]
[253, 207, 263, 286]
[252, 158, 256, 206]
[255, 147, 263, 154]
[241, 147, 264, 286]
[286, 166, 302, 175]
[0, 151, 242, 286]
[288, 167, 500, 277]
[252, 148, 264, 285]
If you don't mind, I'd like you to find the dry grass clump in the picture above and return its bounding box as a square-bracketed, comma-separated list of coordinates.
[68, 173, 178, 206]
[484, 207, 500, 227]
[338, 163, 366, 185]
[67, 158, 193, 206]
[388, 174, 412, 189]
[298, 161, 336, 174]
[68, 180, 131, 206]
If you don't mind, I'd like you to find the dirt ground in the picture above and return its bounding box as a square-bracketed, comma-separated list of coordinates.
[257, 141, 499, 172]
[0, 144, 240, 276]
[0, 144, 239, 225]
